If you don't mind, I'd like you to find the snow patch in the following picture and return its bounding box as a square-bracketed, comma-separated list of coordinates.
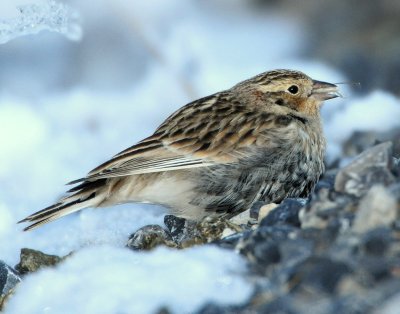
[3, 246, 252, 314]
[0, 101, 48, 175]
[325, 90, 400, 160]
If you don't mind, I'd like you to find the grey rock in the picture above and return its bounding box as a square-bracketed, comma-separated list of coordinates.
[0, 261, 21, 310]
[353, 185, 397, 233]
[300, 187, 356, 230]
[288, 256, 351, 294]
[165, 215, 242, 248]
[15, 248, 63, 274]
[335, 142, 395, 197]
[127, 225, 177, 251]
[342, 128, 400, 160]
[238, 226, 314, 277]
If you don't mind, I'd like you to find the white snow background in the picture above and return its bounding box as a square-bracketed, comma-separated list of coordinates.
[1, 1, 400, 313]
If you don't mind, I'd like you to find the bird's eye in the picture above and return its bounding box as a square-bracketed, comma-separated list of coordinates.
[288, 85, 299, 94]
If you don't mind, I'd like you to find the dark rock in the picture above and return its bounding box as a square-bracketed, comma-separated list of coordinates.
[252, 240, 281, 266]
[361, 228, 392, 256]
[313, 169, 337, 193]
[213, 231, 249, 250]
[15, 248, 63, 274]
[196, 303, 241, 314]
[334, 142, 395, 197]
[289, 256, 351, 294]
[164, 215, 187, 240]
[155, 306, 173, 314]
[260, 198, 304, 228]
[163, 215, 204, 246]
[362, 257, 391, 282]
[126, 225, 176, 251]
[392, 158, 400, 179]
[0, 261, 21, 310]
[238, 226, 315, 277]
[256, 296, 297, 314]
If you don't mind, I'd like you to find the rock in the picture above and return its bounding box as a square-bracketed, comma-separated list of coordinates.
[127, 225, 177, 251]
[353, 185, 397, 233]
[127, 215, 239, 250]
[392, 159, 400, 180]
[313, 169, 337, 193]
[196, 303, 240, 314]
[260, 198, 304, 228]
[237, 225, 314, 276]
[155, 306, 173, 314]
[289, 256, 351, 294]
[300, 188, 356, 230]
[249, 201, 267, 220]
[165, 215, 244, 248]
[342, 128, 400, 159]
[361, 228, 392, 256]
[0, 261, 21, 310]
[15, 248, 63, 274]
[164, 215, 188, 242]
[334, 142, 396, 197]
[257, 203, 278, 222]
[228, 208, 253, 225]
[256, 296, 297, 314]
[250, 201, 279, 222]
[164, 215, 207, 247]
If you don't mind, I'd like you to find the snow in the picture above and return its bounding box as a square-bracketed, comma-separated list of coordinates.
[0, 0, 81, 44]
[0, 101, 48, 175]
[324, 90, 400, 160]
[3, 246, 251, 314]
[0, 0, 400, 313]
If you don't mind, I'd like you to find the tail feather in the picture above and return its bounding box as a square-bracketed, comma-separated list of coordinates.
[67, 179, 107, 193]
[20, 179, 106, 231]
[22, 196, 97, 231]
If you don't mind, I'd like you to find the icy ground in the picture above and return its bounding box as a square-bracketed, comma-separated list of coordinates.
[1, 1, 400, 313]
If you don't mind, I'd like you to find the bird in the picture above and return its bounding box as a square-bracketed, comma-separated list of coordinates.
[19, 69, 340, 231]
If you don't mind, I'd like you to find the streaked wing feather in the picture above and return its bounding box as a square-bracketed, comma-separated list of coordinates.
[76, 91, 275, 182]
[81, 155, 212, 181]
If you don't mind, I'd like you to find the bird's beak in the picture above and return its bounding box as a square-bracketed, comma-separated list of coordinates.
[311, 80, 341, 100]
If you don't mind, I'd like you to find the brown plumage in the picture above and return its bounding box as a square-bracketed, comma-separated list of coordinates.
[19, 69, 340, 231]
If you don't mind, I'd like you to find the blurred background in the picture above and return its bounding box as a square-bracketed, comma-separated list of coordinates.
[1, 0, 400, 260]
[2, 0, 400, 95]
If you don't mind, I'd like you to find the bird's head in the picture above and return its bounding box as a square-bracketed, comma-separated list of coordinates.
[234, 69, 340, 116]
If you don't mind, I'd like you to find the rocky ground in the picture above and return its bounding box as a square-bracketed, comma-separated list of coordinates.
[2, 130, 400, 313]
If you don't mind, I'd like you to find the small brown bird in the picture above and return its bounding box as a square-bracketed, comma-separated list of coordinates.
[19, 69, 340, 231]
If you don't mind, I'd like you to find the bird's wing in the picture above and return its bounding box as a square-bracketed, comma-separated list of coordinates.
[69, 91, 277, 184]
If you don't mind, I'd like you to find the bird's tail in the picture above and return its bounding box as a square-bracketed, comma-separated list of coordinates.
[19, 179, 107, 231]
